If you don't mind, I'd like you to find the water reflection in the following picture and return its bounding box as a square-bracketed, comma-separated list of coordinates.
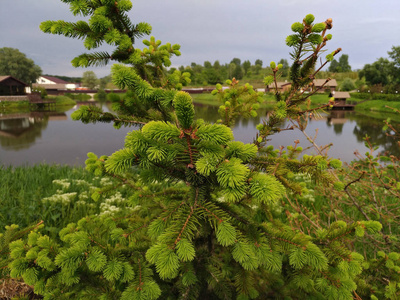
[195, 105, 400, 159]
[351, 113, 400, 157]
[0, 112, 54, 150]
[0, 104, 399, 166]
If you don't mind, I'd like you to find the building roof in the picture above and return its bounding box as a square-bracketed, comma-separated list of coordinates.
[332, 91, 351, 99]
[39, 75, 69, 84]
[32, 83, 68, 90]
[0, 75, 28, 86]
[313, 79, 338, 87]
[267, 81, 292, 88]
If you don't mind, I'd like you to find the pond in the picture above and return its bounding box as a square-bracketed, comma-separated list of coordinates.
[0, 103, 399, 166]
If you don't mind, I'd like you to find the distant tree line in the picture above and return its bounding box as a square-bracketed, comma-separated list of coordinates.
[169, 57, 290, 86]
[2, 45, 400, 94]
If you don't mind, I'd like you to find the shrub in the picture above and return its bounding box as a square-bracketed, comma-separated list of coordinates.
[64, 93, 92, 101]
[32, 86, 47, 99]
[54, 95, 76, 106]
[340, 77, 356, 91]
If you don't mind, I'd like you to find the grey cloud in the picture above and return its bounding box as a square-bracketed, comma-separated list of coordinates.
[0, 0, 399, 77]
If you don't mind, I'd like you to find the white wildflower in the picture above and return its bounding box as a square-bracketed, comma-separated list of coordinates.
[79, 192, 89, 201]
[72, 179, 90, 186]
[42, 192, 77, 205]
[100, 177, 113, 186]
[52, 179, 71, 190]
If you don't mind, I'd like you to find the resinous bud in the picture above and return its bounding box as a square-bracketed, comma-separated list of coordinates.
[270, 61, 276, 69]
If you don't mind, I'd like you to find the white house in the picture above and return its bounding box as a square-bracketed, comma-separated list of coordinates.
[35, 76, 79, 90]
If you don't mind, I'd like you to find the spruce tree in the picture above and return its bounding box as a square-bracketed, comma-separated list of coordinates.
[5, 3, 392, 300]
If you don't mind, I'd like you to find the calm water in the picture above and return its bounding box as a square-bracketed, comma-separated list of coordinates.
[1, 103, 399, 166]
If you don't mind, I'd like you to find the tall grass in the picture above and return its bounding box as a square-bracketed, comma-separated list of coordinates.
[0, 165, 132, 237]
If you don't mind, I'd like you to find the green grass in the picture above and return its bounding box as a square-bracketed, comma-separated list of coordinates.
[190, 93, 219, 106]
[309, 94, 330, 105]
[64, 93, 92, 101]
[355, 100, 400, 113]
[53, 95, 77, 106]
[0, 165, 134, 237]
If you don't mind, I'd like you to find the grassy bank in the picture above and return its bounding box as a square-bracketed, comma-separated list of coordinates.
[355, 99, 400, 113]
[48, 95, 77, 106]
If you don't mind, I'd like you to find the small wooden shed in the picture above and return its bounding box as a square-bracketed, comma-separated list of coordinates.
[330, 91, 351, 105]
[0, 76, 28, 96]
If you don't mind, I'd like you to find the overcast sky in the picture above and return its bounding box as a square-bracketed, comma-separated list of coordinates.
[1, 0, 399, 78]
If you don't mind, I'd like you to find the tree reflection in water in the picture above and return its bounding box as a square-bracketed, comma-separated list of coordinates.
[351, 112, 400, 157]
[195, 104, 400, 159]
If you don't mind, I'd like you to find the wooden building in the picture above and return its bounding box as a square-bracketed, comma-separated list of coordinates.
[0, 76, 28, 96]
[313, 79, 338, 93]
[265, 81, 292, 93]
[330, 91, 350, 105]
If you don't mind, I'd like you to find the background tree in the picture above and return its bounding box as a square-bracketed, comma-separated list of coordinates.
[0, 47, 42, 84]
[388, 45, 400, 84]
[388, 45, 400, 67]
[230, 57, 241, 66]
[359, 58, 393, 86]
[228, 62, 236, 79]
[232, 63, 244, 79]
[203, 61, 212, 69]
[278, 58, 289, 77]
[81, 71, 99, 89]
[213, 60, 221, 70]
[255, 59, 263, 67]
[242, 60, 251, 75]
[328, 58, 340, 72]
[254, 59, 263, 75]
[328, 54, 351, 72]
[338, 54, 351, 72]
[203, 68, 222, 84]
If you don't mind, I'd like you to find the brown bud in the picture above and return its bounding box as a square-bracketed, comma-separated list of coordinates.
[325, 18, 333, 29]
